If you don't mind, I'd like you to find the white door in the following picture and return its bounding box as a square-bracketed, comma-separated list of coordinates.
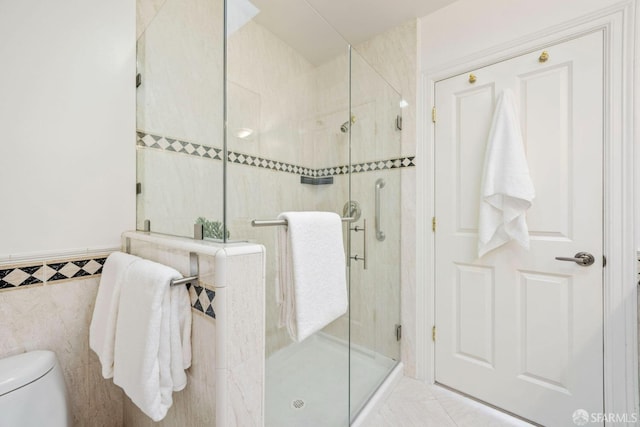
[434, 31, 604, 426]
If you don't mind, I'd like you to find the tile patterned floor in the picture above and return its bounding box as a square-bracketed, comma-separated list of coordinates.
[368, 377, 535, 427]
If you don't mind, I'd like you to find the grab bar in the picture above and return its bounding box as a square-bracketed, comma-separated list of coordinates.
[375, 179, 386, 241]
[251, 217, 355, 227]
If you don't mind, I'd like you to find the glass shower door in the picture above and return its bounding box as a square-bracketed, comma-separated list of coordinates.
[225, 0, 352, 425]
[348, 49, 402, 420]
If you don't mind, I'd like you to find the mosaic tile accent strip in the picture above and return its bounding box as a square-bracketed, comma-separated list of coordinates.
[0, 265, 43, 289]
[1, 256, 107, 290]
[46, 257, 107, 283]
[316, 156, 416, 176]
[228, 151, 314, 176]
[188, 283, 216, 319]
[137, 132, 223, 160]
[137, 130, 416, 176]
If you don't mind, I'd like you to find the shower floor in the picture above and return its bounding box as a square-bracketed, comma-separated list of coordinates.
[266, 333, 397, 427]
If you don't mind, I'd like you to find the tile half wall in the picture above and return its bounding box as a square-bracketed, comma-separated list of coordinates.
[1, 253, 215, 320]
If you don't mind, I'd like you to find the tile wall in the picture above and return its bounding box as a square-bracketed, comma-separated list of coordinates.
[1, 247, 219, 426]
[135, 0, 224, 237]
[354, 19, 418, 377]
[136, 0, 418, 377]
[0, 254, 123, 427]
[138, 19, 417, 373]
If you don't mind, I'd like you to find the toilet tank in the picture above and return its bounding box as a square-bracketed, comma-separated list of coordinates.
[0, 351, 70, 427]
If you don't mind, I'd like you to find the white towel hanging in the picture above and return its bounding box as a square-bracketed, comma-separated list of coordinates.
[89, 251, 140, 379]
[112, 258, 192, 422]
[477, 89, 535, 257]
[276, 211, 348, 342]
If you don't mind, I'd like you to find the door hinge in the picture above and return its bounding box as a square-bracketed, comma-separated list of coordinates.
[432, 217, 436, 232]
[396, 115, 403, 131]
[136, 182, 142, 194]
[431, 106, 437, 123]
[395, 324, 402, 341]
[432, 325, 436, 342]
[603, 255, 607, 267]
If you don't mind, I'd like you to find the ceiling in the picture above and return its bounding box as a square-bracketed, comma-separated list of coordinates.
[247, 0, 458, 65]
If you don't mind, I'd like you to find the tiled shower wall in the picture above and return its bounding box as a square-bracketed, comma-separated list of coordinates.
[136, 0, 224, 236]
[355, 19, 418, 377]
[136, 0, 418, 368]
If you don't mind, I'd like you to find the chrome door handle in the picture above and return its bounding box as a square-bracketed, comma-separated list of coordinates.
[555, 252, 595, 266]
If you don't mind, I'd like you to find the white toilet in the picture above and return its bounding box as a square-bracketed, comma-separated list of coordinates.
[0, 350, 71, 427]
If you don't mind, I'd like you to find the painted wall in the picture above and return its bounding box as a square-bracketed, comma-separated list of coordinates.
[0, 0, 134, 425]
[419, 0, 632, 71]
[0, 0, 136, 260]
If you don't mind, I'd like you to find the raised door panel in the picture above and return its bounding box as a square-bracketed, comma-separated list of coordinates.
[519, 65, 572, 240]
[454, 85, 495, 233]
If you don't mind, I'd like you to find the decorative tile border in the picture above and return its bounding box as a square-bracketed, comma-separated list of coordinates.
[3, 254, 217, 320]
[188, 283, 215, 319]
[46, 258, 107, 283]
[0, 264, 43, 289]
[316, 157, 416, 176]
[228, 151, 314, 176]
[137, 131, 416, 177]
[137, 132, 223, 160]
[0, 256, 107, 290]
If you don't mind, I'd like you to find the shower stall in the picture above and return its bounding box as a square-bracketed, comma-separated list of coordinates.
[136, 0, 405, 424]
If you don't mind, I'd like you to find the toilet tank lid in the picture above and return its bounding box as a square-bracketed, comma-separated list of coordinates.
[0, 351, 57, 395]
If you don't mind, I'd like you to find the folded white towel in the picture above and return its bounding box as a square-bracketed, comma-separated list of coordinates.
[112, 259, 192, 422]
[276, 211, 348, 342]
[478, 89, 535, 257]
[89, 251, 140, 379]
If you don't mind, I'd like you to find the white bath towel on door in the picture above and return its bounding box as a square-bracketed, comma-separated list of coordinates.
[478, 89, 535, 257]
[276, 211, 348, 342]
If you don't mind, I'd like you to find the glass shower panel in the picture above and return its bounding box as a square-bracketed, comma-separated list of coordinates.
[136, 0, 224, 238]
[348, 49, 402, 419]
[225, 0, 351, 425]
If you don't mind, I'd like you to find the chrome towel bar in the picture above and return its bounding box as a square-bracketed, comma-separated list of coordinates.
[170, 276, 198, 287]
[124, 236, 199, 287]
[251, 217, 355, 227]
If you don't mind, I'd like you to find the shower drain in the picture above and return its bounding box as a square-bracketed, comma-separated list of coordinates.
[291, 399, 305, 410]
